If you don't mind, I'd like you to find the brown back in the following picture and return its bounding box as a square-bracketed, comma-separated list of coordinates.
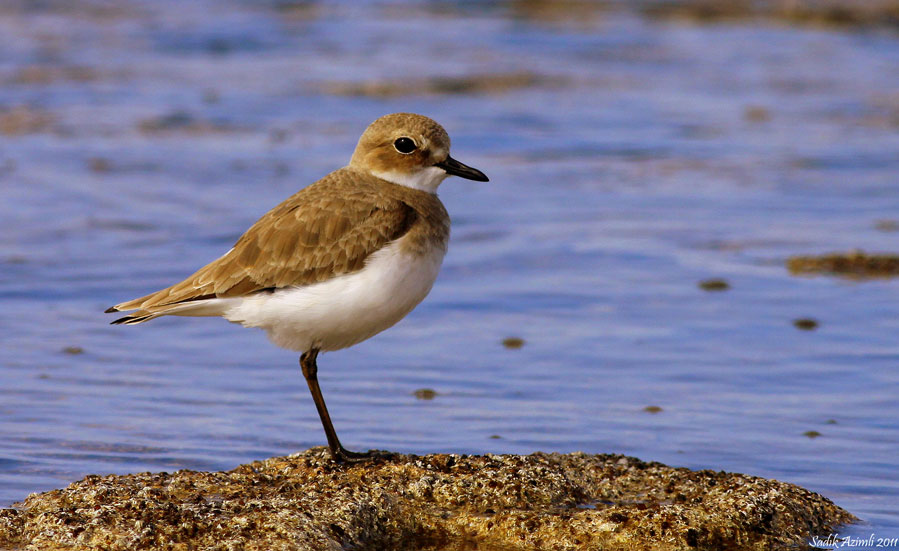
[113, 167, 450, 314]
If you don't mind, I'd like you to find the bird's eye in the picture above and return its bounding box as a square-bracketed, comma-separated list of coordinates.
[393, 137, 417, 154]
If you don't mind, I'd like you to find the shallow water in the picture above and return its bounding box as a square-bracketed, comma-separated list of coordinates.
[1, 0, 898, 544]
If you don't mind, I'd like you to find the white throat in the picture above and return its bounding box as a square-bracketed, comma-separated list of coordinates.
[370, 166, 448, 194]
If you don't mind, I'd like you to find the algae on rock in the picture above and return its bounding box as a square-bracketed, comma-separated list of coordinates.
[0, 449, 853, 551]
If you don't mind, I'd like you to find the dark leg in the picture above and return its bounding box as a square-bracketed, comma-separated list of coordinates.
[300, 349, 370, 463]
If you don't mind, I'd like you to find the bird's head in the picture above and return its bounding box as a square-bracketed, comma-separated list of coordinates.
[350, 113, 488, 193]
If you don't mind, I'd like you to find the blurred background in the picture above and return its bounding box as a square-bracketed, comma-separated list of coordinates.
[1, 0, 897, 542]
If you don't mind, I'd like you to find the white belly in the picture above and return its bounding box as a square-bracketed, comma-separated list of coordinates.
[221, 238, 445, 352]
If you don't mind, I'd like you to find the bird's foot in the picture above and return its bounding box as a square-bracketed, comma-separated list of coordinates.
[330, 446, 372, 463]
[330, 446, 395, 464]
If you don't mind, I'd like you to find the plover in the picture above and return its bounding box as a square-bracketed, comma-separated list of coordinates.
[106, 113, 488, 462]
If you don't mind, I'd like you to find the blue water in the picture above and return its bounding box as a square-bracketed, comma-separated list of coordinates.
[1, 0, 897, 544]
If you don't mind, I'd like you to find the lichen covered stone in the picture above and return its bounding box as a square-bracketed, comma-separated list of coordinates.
[0, 449, 853, 550]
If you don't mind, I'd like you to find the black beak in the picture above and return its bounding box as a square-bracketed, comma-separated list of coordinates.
[435, 156, 489, 182]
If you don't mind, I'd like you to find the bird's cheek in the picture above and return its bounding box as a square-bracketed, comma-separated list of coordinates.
[368, 148, 400, 173]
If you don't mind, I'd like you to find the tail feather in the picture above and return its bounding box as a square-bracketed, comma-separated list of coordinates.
[110, 312, 157, 325]
[107, 289, 163, 314]
[105, 296, 233, 325]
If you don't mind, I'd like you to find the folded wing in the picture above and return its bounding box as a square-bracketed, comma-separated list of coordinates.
[107, 170, 417, 324]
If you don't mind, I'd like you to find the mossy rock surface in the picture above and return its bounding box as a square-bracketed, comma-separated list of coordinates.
[0, 449, 853, 550]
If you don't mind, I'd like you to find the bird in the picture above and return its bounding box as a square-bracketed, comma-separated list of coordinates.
[106, 113, 488, 462]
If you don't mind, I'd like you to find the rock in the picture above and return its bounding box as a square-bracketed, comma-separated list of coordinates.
[137, 111, 242, 135]
[322, 73, 555, 98]
[0, 105, 55, 136]
[697, 278, 730, 292]
[639, 0, 899, 29]
[793, 318, 820, 331]
[502, 336, 526, 349]
[787, 251, 899, 279]
[0, 449, 853, 550]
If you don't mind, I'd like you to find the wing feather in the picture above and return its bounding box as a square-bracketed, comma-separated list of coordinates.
[109, 169, 417, 316]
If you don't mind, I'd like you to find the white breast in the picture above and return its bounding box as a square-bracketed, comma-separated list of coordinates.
[221, 235, 446, 352]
